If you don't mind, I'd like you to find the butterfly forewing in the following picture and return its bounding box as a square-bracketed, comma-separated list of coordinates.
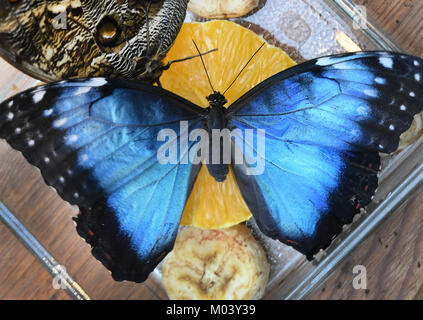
[0, 78, 205, 282]
[227, 52, 423, 258]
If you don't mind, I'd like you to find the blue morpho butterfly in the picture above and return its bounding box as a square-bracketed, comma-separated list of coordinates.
[0, 50, 423, 283]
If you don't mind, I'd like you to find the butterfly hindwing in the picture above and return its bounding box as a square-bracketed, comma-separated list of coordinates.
[0, 78, 205, 282]
[227, 52, 423, 258]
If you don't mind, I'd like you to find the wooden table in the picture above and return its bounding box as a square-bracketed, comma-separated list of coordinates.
[1, 0, 423, 300]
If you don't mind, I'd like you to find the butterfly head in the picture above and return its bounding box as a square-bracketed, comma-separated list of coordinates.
[207, 92, 228, 109]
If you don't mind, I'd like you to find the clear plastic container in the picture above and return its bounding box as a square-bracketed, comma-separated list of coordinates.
[1, 0, 422, 300]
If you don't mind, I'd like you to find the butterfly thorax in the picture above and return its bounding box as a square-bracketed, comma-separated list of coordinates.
[206, 92, 228, 128]
[205, 92, 230, 183]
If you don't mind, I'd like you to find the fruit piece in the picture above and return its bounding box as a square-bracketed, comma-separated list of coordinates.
[161, 21, 296, 229]
[162, 224, 270, 300]
[162, 21, 296, 108]
[398, 114, 423, 151]
[180, 166, 251, 229]
[188, 0, 260, 19]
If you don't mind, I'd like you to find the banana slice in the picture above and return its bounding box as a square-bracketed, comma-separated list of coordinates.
[188, 0, 260, 19]
[398, 113, 423, 151]
[162, 225, 269, 300]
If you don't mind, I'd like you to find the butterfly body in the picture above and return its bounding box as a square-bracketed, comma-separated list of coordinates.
[204, 92, 230, 182]
[0, 0, 189, 83]
[1, 52, 423, 282]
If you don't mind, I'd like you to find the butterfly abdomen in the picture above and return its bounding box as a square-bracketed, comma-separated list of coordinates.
[205, 97, 230, 182]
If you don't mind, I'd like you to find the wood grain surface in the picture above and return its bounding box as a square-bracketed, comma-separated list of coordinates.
[0, 222, 70, 300]
[353, 0, 423, 56]
[308, 183, 423, 300]
[1, 0, 423, 300]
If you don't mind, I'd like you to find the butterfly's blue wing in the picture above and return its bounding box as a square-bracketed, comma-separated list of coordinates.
[0, 78, 206, 282]
[227, 52, 423, 258]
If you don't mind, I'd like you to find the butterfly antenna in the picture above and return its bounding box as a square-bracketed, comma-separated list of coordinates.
[163, 48, 218, 69]
[192, 40, 215, 93]
[223, 42, 265, 96]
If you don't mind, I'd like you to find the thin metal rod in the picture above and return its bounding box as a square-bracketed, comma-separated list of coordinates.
[0, 201, 90, 300]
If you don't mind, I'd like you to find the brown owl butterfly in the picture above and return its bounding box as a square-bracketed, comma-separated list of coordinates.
[0, 0, 189, 84]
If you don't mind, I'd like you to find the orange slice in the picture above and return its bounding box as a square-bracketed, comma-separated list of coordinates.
[161, 20, 296, 229]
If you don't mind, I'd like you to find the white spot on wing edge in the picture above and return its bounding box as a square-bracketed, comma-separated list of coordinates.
[364, 88, 378, 97]
[43, 109, 54, 117]
[33, 91, 46, 103]
[85, 78, 108, 87]
[53, 117, 67, 128]
[379, 57, 393, 69]
[374, 77, 386, 85]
